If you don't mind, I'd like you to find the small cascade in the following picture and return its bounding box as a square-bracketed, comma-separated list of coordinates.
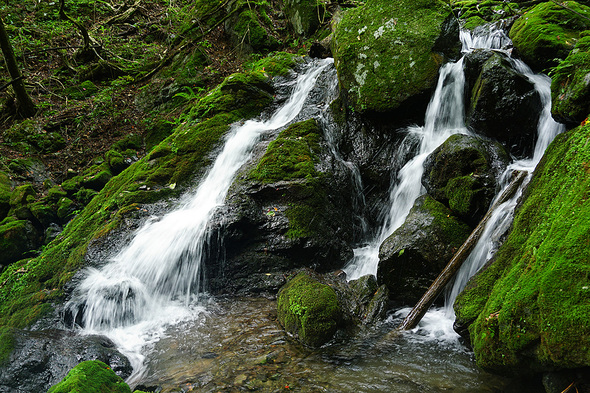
[344, 33, 473, 280]
[444, 48, 565, 316]
[66, 58, 335, 379]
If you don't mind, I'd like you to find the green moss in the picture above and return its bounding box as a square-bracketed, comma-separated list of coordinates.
[233, 9, 279, 51]
[509, 1, 590, 70]
[422, 195, 472, 247]
[455, 121, 590, 373]
[245, 52, 305, 77]
[0, 172, 12, 220]
[47, 360, 131, 393]
[453, 0, 522, 29]
[551, 34, 590, 124]
[0, 326, 15, 366]
[277, 272, 341, 347]
[332, 0, 451, 112]
[284, 0, 326, 36]
[250, 119, 320, 182]
[9, 184, 36, 207]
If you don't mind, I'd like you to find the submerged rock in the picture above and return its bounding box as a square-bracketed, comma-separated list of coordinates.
[551, 35, 590, 125]
[0, 329, 131, 393]
[467, 52, 542, 157]
[509, 1, 590, 70]
[422, 133, 510, 226]
[332, 0, 458, 114]
[377, 195, 472, 304]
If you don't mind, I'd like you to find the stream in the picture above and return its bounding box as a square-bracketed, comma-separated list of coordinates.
[65, 23, 563, 392]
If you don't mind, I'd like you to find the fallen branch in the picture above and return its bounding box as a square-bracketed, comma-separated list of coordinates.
[0, 76, 24, 91]
[398, 170, 527, 331]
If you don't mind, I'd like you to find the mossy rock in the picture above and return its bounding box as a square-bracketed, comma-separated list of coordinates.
[225, 3, 281, 54]
[245, 52, 305, 77]
[422, 133, 510, 225]
[277, 271, 341, 347]
[64, 80, 99, 100]
[29, 201, 58, 227]
[47, 360, 131, 393]
[0, 219, 40, 267]
[0, 172, 12, 220]
[377, 195, 472, 303]
[551, 34, 590, 125]
[332, 0, 456, 113]
[454, 120, 590, 374]
[9, 184, 36, 208]
[509, 1, 590, 70]
[453, 0, 523, 30]
[284, 0, 326, 36]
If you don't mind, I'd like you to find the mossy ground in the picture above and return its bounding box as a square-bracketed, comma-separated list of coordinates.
[277, 271, 340, 347]
[509, 1, 590, 70]
[455, 120, 590, 373]
[551, 34, 590, 124]
[332, 0, 450, 112]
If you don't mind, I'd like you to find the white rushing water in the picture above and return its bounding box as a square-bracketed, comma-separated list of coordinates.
[66, 58, 334, 381]
[344, 24, 564, 339]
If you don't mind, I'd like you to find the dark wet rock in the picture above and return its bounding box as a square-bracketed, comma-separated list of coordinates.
[205, 118, 356, 295]
[0, 329, 131, 393]
[467, 52, 542, 157]
[348, 274, 389, 325]
[542, 369, 590, 393]
[377, 195, 471, 304]
[422, 133, 510, 226]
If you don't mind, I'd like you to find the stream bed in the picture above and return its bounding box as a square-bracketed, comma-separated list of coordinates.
[137, 297, 537, 393]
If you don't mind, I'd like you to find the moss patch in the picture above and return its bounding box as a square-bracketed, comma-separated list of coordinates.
[551, 34, 590, 124]
[332, 0, 452, 112]
[455, 120, 590, 374]
[509, 1, 590, 70]
[47, 360, 131, 393]
[277, 271, 341, 347]
[452, 0, 522, 30]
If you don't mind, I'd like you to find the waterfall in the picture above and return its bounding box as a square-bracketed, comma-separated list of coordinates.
[443, 49, 565, 316]
[66, 58, 334, 378]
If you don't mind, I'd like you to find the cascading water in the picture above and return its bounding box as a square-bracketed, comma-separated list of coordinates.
[66, 58, 334, 380]
[386, 24, 564, 337]
[344, 32, 474, 280]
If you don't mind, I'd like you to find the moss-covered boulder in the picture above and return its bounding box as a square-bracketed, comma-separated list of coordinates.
[452, 0, 523, 31]
[454, 119, 590, 375]
[422, 134, 510, 226]
[0, 219, 40, 267]
[277, 271, 341, 347]
[225, 1, 282, 54]
[509, 1, 590, 70]
[209, 118, 355, 294]
[551, 34, 590, 125]
[284, 0, 325, 36]
[332, 0, 457, 113]
[377, 195, 472, 303]
[47, 360, 131, 393]
[467, 52, 542, 157]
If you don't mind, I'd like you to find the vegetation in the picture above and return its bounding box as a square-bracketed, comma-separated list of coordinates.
[454, 119, 590, 374]
[47, 360, 131, 393]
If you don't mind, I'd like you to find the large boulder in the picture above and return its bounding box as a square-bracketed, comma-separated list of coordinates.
[377, 195, 472, 303]
[454, 120, 590, 376]
[551, 34, 590, 125]
[277, 271, 342, 347]
[0, 219, 41, 267]
[422, 134, 510, 226]
[332, 0, 458, 114]
[0, 329, 131, 393]
[509, 1, 590, 70]
[207, 118, 355, 294]
[467, 52, 542, 157]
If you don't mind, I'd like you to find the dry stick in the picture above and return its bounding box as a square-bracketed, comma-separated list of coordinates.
[398, 170, 528, 331]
